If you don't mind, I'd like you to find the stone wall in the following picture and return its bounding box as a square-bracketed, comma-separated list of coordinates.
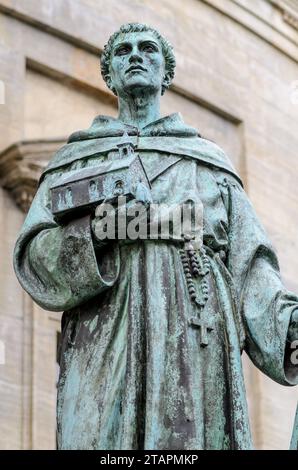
[0, 0, 297, 449]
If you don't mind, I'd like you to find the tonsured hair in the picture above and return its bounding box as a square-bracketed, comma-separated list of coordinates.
[100, 23, 176, 95]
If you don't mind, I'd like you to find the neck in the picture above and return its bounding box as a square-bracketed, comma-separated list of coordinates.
[117, 91, 161, 129]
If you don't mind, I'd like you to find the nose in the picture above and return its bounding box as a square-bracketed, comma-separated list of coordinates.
[129, 47, 143, 64]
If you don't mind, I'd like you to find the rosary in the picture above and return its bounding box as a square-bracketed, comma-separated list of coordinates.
[180, 234, 213, 347]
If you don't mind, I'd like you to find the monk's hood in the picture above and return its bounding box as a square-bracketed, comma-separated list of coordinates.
[40, 113, 242, 186]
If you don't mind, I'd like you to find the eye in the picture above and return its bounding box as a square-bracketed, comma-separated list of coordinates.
[142, 44, 157, 53]
[115, 46, 130, 56]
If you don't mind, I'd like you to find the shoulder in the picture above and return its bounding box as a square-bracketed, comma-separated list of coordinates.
[198, 138, 236, 173]
[214, 171, 242, 191]
[182, 135, 243, 187]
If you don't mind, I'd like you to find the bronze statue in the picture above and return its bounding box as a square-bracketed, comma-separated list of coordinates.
[13, 23, 298, 450]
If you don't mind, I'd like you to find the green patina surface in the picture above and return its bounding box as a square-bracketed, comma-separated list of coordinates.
[13, 23, 297, 450]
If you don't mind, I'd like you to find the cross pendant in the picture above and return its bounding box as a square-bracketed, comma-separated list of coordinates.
[189, 315, 213, 347]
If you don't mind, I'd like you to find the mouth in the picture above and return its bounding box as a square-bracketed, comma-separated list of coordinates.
[125, 65, 147, 74]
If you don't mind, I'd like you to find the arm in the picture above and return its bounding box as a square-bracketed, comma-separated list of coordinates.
[13, 171, 120, 312]
[220, 175, 298, 386]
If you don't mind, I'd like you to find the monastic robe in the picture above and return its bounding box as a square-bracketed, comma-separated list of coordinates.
[14, 113, 298, 450]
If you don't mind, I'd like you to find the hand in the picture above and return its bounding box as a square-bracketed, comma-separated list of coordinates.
[92, 198, 150, 244]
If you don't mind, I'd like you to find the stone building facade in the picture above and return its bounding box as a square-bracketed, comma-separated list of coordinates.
[0, 0, 297, 450]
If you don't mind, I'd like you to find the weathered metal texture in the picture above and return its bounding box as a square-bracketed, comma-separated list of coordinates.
[50, 150, 151, 223]
[13, 23, 298, 450]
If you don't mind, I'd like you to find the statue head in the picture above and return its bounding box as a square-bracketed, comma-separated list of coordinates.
[101, 23, 176, 98]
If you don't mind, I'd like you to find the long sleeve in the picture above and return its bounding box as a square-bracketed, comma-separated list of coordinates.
[221, 176, 298, 386]
[13, 171, 120, 312]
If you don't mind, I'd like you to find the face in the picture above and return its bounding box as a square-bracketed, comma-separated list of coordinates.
[109, 31, 165, 97]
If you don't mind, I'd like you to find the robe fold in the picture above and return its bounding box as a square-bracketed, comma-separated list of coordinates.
[13, 113, 298, 450]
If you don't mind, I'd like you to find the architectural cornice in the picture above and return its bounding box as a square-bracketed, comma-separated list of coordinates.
[0, 139, 65, 212]
[267, 1, 298, 29]
[205, 0, 298, 51]
[0, 0, 297, 64]
[283, 10, 298, 30]
[280, 1, 298, 30]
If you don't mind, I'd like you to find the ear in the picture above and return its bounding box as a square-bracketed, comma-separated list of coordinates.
[161, 74, 171, 95]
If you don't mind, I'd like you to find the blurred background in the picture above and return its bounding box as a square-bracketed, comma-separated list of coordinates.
[0, 0, 297, 450]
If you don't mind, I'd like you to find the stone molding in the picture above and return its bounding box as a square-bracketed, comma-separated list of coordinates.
[0, 139, 65, 212]
[268, 1, 298, 29]
[0, 0, 297, 65]
[281, 2, 298, 30]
